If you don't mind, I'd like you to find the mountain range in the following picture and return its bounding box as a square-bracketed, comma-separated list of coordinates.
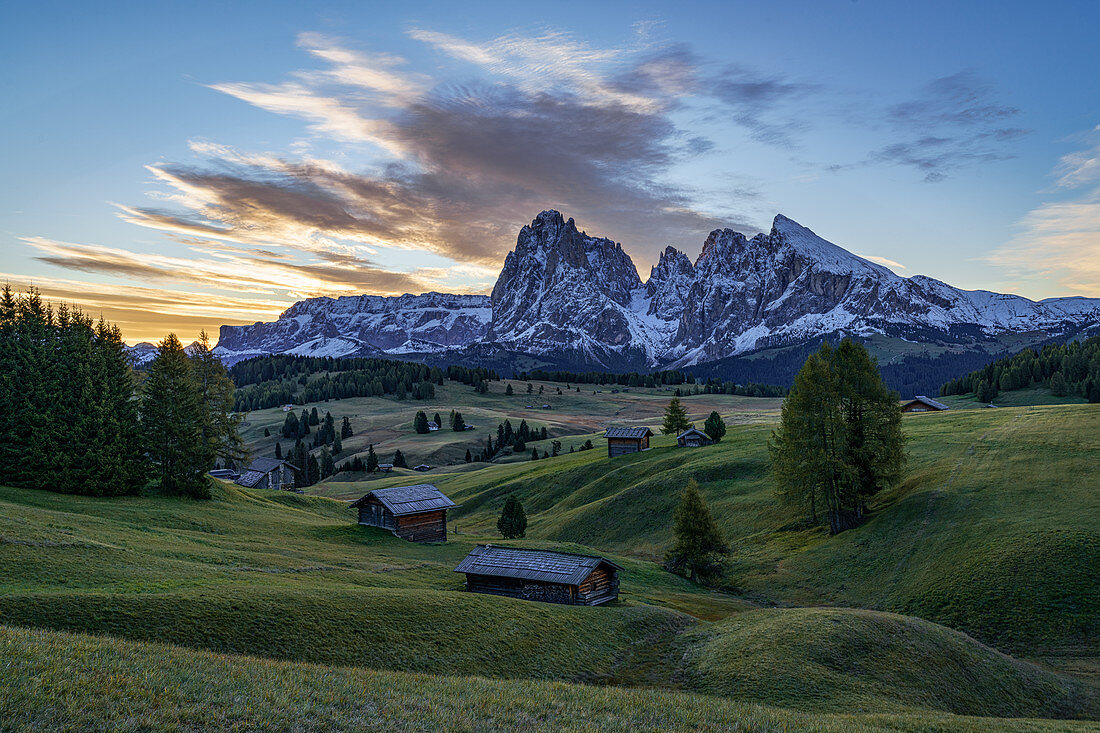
[132, 210, 1100, 390]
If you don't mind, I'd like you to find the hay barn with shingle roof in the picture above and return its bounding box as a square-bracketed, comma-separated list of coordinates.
[350, 484, 457, 542]
[454, 545, 621, 605]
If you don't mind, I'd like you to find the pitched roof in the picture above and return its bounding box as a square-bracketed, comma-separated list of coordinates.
[677, 428, 709, 440]
[235, 470, 266, 488]
[604, 426, 654, 440]
[245, 457, 300, 474]
[350, 484, 456, 515]
[454, 545, 622, 586]
[904, 395, 950, 411]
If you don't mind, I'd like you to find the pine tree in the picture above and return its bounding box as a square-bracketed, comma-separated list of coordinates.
[768, 340, 906, 534]
[703, 411, 726, 443]
[505, 383, 514, 396]
[414, 411, 430, 434]
[366, 444, 379, 472]
[1050, 371, 1068, 397]
[531, 447, 539, 460]
[332, 434, 342, 454]
[142, 334, 210, 498]
[264, 428, 270, 437]
[497, 494, 528, 538]
[452, 411, 466, 431]
[307, 454, 320, 486]
[661, 397, 690, 435]
[433, 412, 442, 429]
[393, 449, 407, 468]
[190, 331, 246, 471]
[341, 416, 353, 438]
[465, 449, 472, 463]
[309, 407, 320, 426]
[664, 479, 728, 583]
[513, 438, 526, 452]
[275, 441, 282, 459]
[283, 411, 299, 438]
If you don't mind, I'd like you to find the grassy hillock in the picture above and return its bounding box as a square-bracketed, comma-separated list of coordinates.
[678, 608, 1095, 718]
[321, 404, 1100, 660]
[4, 625, 1096, 733]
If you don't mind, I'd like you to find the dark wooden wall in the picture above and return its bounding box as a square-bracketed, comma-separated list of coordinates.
[607, 437, 646, 457]
[464, 569, 619, 605]
[394, 509, 447, 542]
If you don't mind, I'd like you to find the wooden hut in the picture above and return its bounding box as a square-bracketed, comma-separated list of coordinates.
[604, 426, 653, 457]
[235, 458, 299, 491]
[676, 427, 713, 447]
[901, 396, 950, 413]
[454, 545, 621, 606]
[350, 484, 457, 542]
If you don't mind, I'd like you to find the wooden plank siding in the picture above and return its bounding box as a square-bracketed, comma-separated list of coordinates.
[357, 497, 447, 542]
[607, 435, 648, 457]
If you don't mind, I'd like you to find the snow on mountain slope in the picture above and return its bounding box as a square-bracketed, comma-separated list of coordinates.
[212, 210, 1100, 370]
[214, 292, 491, 365]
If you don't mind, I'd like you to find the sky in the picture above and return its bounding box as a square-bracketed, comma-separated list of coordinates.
[2, 0, 1099, 344]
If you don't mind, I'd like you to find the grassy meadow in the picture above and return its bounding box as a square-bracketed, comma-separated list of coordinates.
[2, 381, 1098, 730]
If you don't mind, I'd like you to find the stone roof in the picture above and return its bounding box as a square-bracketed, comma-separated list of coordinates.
[453, 545, 621, 586]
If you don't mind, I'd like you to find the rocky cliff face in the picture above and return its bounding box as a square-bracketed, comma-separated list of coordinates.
[213, 210, 1100, 370]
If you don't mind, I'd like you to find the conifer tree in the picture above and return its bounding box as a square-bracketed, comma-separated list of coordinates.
[505, 383, 514, 395]
[433, 412, 442, 428]
[283, 411, 299, 438]
[1050, 371, 1068, 396]
[465, 449, 472, 463]
[309, 407, 320, 425]
[190, 331, 246, 470]
[414, 411, 430, 434]
[393, 448, 407, 468]
[531, 446, 539, 460]
[366, 444, 379, 472]
[332, 434, 342, 454]
[769, 340, 905, 534]
[665, 480, 728, 583]
[497, 495, 528, 538]
[275, 441, 282, 459]
[661, 397, 690, 435]
[307, 453, 320, 485]
[341, 416, 353, 438]
[452, 411, 466, 431]
[142, 334, 210, 498]
[703, 411, 726, 443]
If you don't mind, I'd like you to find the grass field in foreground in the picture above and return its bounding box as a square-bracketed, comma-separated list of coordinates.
[3, 625, 1096, 733]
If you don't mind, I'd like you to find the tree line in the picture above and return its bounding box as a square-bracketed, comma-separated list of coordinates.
[514, 368, 695, 387]
[229, 355, 500, 412]
[0, 288, 243, 499]
[939, 336, 1100, 403]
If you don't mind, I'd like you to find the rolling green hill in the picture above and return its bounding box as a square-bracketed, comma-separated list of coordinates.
[318, 404, 1100, 663]
[2, 401, 1098, 728]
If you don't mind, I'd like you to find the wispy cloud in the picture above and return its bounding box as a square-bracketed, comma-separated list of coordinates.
[871, 71, 1028, 181]
[991, 127, 1100, 297]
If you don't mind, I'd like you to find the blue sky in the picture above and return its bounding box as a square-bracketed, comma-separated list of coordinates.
[3, 0, 1099, 342]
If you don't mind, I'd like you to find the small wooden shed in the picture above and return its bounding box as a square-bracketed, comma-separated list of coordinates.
[454, 545, 621, 606]
[604, 426, 653, 457]
[901, 395, 950, 413]
[676, 428, 713, 447]
[350, 484, 457, 542]
[235, 458, 299, 491]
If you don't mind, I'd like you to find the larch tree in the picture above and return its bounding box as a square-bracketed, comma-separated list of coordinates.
[665, 479, 728, 583]
[768, 340, 906, 534]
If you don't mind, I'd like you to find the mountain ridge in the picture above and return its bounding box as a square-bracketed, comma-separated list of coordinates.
[206, 210, 1100, 374]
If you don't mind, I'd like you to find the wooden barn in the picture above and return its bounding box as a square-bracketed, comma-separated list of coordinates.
[454, 545, 621, 606]
[235, 458, 299, 491]
[677, 427, 713, 447]
[350, 484, 457, 542]
[901, 395, 950, 413]
[604, 426, 653, 457]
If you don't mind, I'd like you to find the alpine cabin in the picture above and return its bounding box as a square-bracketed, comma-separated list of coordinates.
[676, 427, 713, 447]
[604, 426, 653, 457]
[235, 458, 299, 491]
[454, 545, 621, 606]
[350, 484, 457, 542]
[901, 395, 950, 413]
